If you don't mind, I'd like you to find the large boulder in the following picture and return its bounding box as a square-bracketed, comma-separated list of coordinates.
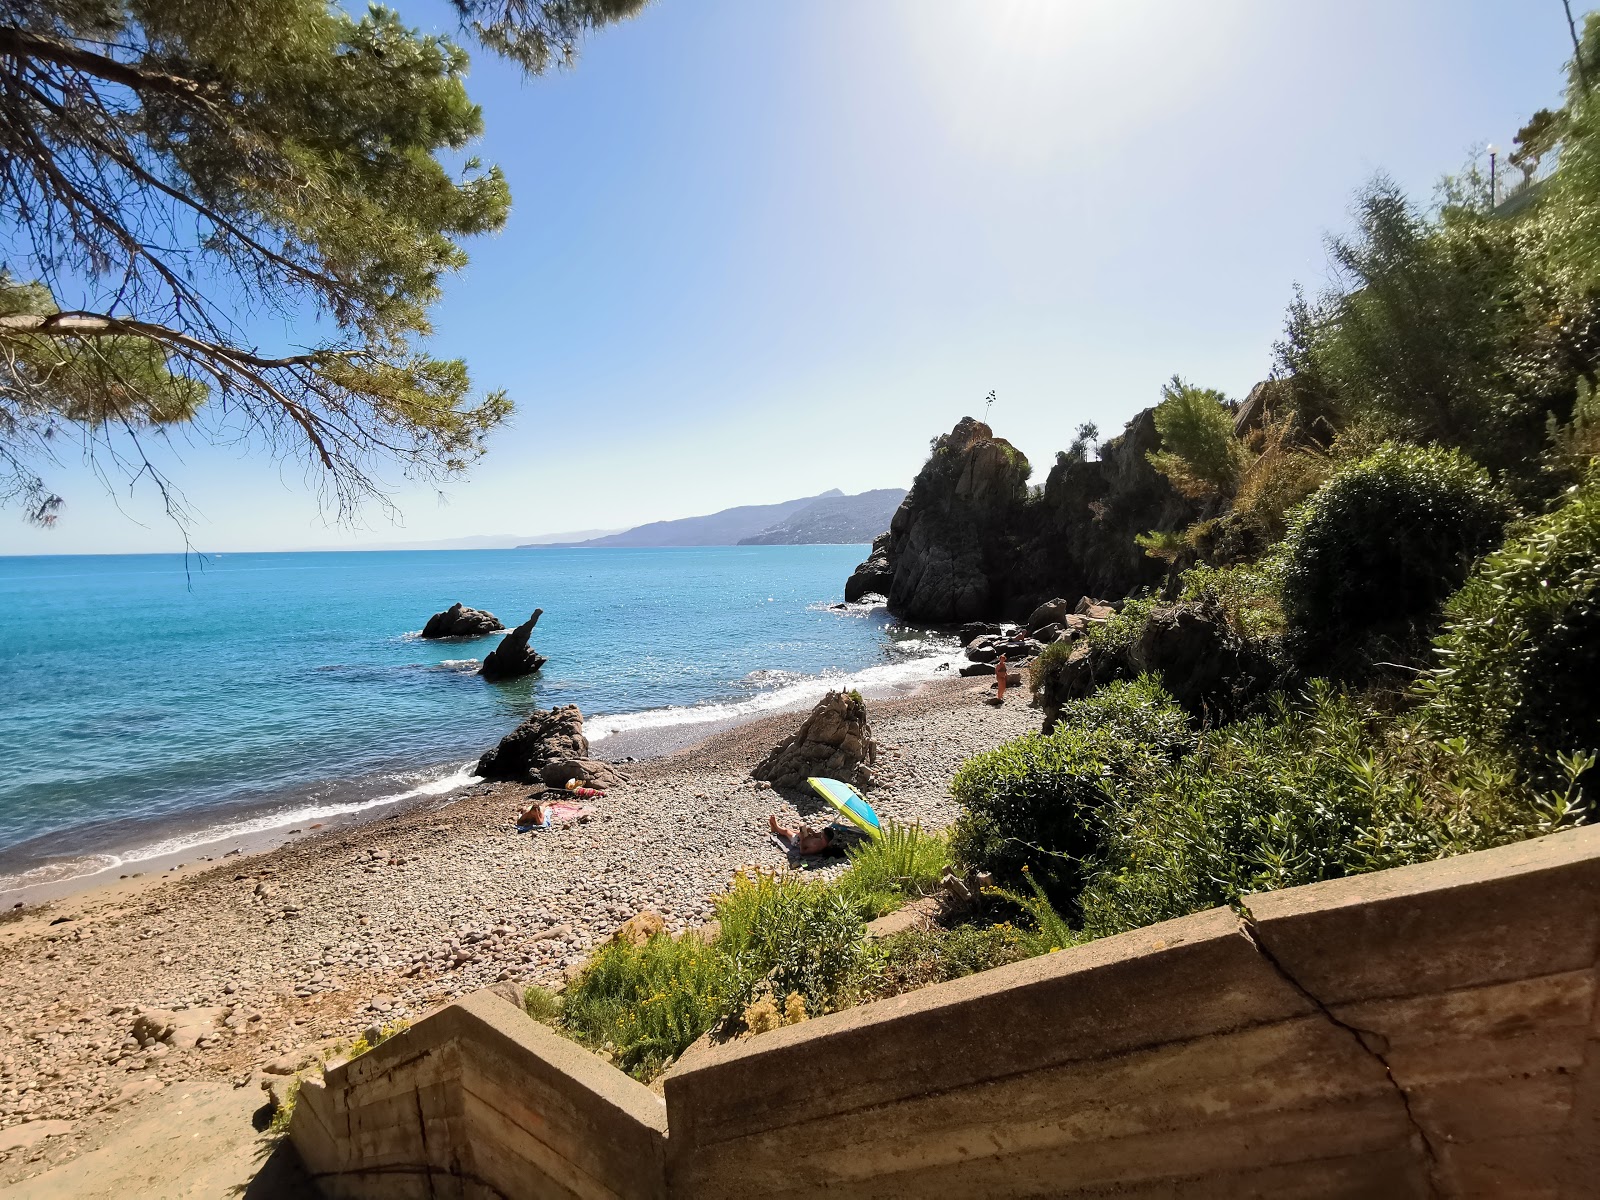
[844, 532, 894, 602]
[477, 704, 588, 782]
[1036, 599, 1277, 729]
[752, 690, 879, 790]
[421, 602, 503, 639]
[1126, 599, 1273, 717]
[540, 758, 624, 789]
[480, 610, 547, 682]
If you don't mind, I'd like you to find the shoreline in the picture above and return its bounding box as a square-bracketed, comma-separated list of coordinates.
[0, 674, 1035, 1184]
[0, 651, 959, 912]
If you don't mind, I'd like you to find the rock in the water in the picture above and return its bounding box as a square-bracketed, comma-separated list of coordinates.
[480, 609, 547, 682]
[752, 690, 878, 790]
[421, 602, 504, 639]
[539, 758, 624, 790]
[477, 704, 589, 782]
[959, 621, 1003, 645]
[844, 532, 895, 602]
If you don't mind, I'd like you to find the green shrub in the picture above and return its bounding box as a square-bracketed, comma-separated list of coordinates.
[1085, 594, 1162, 657]
[993, 871, 1081, 955]
[949, 678, 1186, 910]
[855, 923, 1029, 1003]
[713, 871, 867, 1017]
[1179, 562, 1286, 642]
[1075, 683, 1574, 939]
[522, 985, 561, 1023]
[1146, 376, 1247, 500]
[1057, 675, 1196, 756]
[560, 934, 730, 1080]
[1278, 443, 1509, 656]
[1422, 477, 1600, 793]
[840, 821, 950, 906]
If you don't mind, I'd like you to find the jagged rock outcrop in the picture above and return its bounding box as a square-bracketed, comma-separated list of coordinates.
[476, 704, 588, 782]
[860, 417, 1032, 623]
[480, 610, 547, 682]
[420, 602, 503, 639]
[847, 411, 1201, 624]
[752, 690, 878, 790]
[843, 533, 894, 601]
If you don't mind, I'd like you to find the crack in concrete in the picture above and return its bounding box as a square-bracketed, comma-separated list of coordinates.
[1235, 906, 1444, 1199]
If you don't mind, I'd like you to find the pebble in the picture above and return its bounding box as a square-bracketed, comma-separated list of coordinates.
[0, 679, 1032, 1187]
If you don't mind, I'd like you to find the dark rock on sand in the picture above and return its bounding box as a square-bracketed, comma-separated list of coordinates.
[752, 689, 879, 790]
[421, 602, 503, 639]
[476, 703, 587, 782]
[480, 610, 547, 682]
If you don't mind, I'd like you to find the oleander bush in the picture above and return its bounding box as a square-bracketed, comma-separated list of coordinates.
[1278, 443, 1509, 659]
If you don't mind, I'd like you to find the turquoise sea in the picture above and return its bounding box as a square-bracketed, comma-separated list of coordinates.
[0, 546, 954, 894]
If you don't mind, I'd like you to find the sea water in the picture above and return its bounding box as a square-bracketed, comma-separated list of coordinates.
[0, 546, 956, 893]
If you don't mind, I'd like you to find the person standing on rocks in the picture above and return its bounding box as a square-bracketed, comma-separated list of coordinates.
[995, 653, 1008, 705]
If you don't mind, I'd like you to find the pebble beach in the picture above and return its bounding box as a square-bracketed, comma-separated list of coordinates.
[0, 676, 1035, 1185]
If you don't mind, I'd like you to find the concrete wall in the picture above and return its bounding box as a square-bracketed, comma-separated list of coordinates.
[291, 989, 667, 1199]
[294, 825, 1600, 1198]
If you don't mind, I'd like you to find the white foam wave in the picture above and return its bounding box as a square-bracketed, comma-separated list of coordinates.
[0, 762, 480, 894]
[585, 647, 962, 741]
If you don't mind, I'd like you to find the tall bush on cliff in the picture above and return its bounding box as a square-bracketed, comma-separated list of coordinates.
[1145, 377, 1246, 501]
[0, 0, 646, 529]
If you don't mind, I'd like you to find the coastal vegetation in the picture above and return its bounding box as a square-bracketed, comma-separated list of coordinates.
[970, 18, 1600, 936]
[549, 15, 1600, 1086]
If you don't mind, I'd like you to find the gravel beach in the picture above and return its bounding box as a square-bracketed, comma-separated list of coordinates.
[0, 677, 1036, 1185]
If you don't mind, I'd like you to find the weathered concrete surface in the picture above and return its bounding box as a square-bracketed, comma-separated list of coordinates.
[291, 989, 665, 1199]
[294, 826, 1600, 1199]
[3, 1079, 313, 1199]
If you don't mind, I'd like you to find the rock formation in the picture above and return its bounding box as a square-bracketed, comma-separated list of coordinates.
[843, 532, 894, 601]
[477, 704, 605, 784]
[1037, 598, 1277, 728]
[846, 410, 1202, 624]
[752, 690, 879, 790]
[479, 610, 547, 682]
[420, 602, 503, 639]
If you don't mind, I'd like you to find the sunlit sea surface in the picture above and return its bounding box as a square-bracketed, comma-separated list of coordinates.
[0, 546, 957, 892]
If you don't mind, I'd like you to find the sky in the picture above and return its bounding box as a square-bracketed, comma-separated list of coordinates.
[1, 0, 1579, 554]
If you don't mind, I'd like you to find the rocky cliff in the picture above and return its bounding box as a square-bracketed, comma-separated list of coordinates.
[847, 412, 1199, 623]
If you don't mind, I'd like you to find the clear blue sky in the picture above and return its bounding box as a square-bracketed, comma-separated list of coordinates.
[2, 0, 1578, 554]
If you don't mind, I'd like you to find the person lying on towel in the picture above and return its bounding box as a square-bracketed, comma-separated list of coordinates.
[768, 814, 838, 856]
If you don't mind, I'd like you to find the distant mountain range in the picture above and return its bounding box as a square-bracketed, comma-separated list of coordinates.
[519, 488, 906, 549]
[737, 488, 906, 545]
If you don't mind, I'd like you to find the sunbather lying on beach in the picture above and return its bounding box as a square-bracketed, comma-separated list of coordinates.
[768, 814, 838, 856]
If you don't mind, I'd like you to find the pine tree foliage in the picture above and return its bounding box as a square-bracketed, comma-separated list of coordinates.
[0, 0, 646, 527]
